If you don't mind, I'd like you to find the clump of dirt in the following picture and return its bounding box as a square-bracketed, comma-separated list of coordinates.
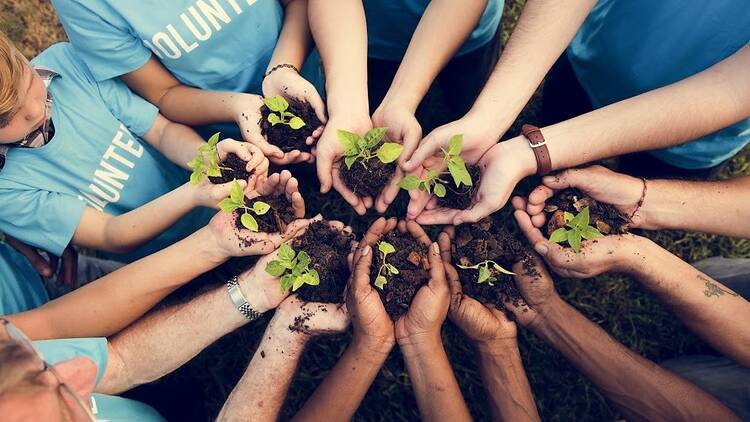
[341, 158, 396, 199]
[371, 231, 431, 321]
[435, 164, 482, 210]
[233, 194, 296, 233]
[208, 153, 253, 185]
[543, 188, 630, 237]
[288, 304, 330, 334]
[293, 221, 355, 304]
[260, 97, 321, 153]
[453, 218, 531, 311]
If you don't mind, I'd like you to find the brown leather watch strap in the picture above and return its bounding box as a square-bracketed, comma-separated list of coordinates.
[521, 124, 552, 176]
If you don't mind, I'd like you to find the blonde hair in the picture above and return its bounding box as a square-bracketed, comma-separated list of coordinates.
[0, 32, 28, 128]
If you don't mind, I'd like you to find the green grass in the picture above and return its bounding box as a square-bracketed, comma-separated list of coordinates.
[3, 1, 749, 421]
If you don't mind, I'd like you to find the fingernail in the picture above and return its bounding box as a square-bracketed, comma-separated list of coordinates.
[362, 245, 371, 256]
[431, 242, 440, 254]
[534, 243, 549, 256]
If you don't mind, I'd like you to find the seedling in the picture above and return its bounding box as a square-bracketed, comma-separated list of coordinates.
[265, 244, 320, 292]
[548, 206, 603, 252]
[188, 133, 231, 185]
[458, 260, 515, 286]
[264, 96, 306, 130]
[374, 241, 399, 289]
[399, 134, 472, 198]
[217, 180, 271, 232]
[339, 128, 403, 170]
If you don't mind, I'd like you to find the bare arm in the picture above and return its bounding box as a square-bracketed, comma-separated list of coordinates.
[477, 340, 539, 421]
[269, 0, 312, 70]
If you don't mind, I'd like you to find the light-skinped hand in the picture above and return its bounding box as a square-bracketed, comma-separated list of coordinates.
[512, 201, 642, 279]
[275, 295, 350, 337]
[207, 211, 315, 258]
[524, 165, 645, 229]
[371, 102, 422, 213]
[314, 115, 373, 215]
[216, 138, 270, 189]
[438, 229, 517, 343]
[246, 170, 306, 219]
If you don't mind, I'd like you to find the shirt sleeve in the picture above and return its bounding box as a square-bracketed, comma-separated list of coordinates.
[51, 0, 152, 81]
[34, 337, 110, 386]
[0, 188, 87, 256]
[96, 77, 159, 137]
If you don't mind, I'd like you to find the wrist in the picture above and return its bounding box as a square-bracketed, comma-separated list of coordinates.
[379, 88, 421, 114]
[230, 93, 262, 122]
[465, 104, 515, 139]
[527, 295, 569, 335]
[268, 310, 311, 349]
[397, 332, 442, 357]
[351, 334, 395, 363]
[195, 227, 231, 266]
[326, 87, 369, 118]
[489, 137, 538, 178]
[237, 271, 276, 314]
[475, 337, 519, 356]
[611, 234, 651, 275]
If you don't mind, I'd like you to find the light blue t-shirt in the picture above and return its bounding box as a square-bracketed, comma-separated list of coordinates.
[568, 0, 750, 169]
[35, 337, 165, 422]
[0, 43, 211, 261]
[0, 242, 49, 315]
[51, 0, 283, 95]
[363, 0, 503, 61]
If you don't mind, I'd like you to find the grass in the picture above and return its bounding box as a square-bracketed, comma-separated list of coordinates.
[3, 1, 749, 421]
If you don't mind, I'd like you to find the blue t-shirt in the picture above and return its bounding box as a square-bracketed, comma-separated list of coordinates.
[0, 44, 211, 261]
[35, 337, 165, 422]
[51, 0, 283, 95]
[568, 0, 750, 169]
[363, 0, 503, 61]
[0, 242, 49, 315]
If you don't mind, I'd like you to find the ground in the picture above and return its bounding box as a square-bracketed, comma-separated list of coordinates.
[3, 1, 749, 421]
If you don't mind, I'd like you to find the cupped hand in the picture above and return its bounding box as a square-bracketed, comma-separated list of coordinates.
[246, 170, 306, 219]
[504, 253, 559, 328]
[216, 138, 269, 188]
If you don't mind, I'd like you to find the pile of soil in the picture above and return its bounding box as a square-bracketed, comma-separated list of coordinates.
[436, 164, 482, 210]
[208, 153, 252, 185]
[293, 221, 355, 304]
[341, 158, 397, 199]
[259, 97, 321, 153]
[453, 218, 530, 311]
[371, 231, 431, 321]
[233, 194, 296, 233]
[543, 188, 630, 237]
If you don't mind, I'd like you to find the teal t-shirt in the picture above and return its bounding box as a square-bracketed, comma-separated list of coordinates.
[0, 242, 49, 315]
[568, 0, 750, 169]
[363, 0, 504, 61]
[35, 337, 165, 422]
[0, 43, 211, 261]
[51, 0, 283, 94]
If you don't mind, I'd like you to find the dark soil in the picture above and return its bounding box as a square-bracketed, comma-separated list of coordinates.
[436, 164, 482, 210]
[293, 221, 355, 304]
[260, 97, 321, 153]
[233, 194, 295, 233]
[208, 153, 252, 185]
[341, 158, 397, 199]
[371, 231, 431, 321]
[453, 218, 530, 311]
[543, 188, 631, 237]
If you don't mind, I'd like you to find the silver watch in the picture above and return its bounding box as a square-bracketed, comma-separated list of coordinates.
[226, 275, 262, 321]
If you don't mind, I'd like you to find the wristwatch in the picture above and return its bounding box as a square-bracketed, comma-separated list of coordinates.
[226, 275, 262, 321]
[521, 124, 552, 176]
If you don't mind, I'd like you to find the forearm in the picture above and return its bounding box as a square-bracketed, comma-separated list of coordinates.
[477, 340, 539, 422]
[532, 298, 739, 421]
[268, 0, 312, 70]
[218, 316, 309, 422]
[157, 87, 246, 126]
[308, 0, 368, 117]
[401, 337, 472, 422]
[8, 227, 226, 340]
[292, 337, 392, 421]
[470, 0, 597, 132]
[381, 0, 487, 111]
[628, 238, 750, 365]
[158, 121, 213, 169]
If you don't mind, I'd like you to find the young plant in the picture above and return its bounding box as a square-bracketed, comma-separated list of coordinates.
[265, 244, 320, 292]
[188, 133, 230, 185]
[217, 180, 271, 232]
[457, 260, 515, 286]
[399, 134, 472, 197]
[374, 241, 399, 289]
[548, 206, 603, 252]
[338, 128, 403, 170]
[264, 96, 305, 129]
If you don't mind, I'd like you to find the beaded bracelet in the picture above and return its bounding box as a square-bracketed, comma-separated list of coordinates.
[264, 63, 299, 79]
[629, 177, 648, 220]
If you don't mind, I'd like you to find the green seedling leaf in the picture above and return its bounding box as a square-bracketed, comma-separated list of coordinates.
[218, 198, 239, 213]
[288, 116, 306, 130]
[207, 166, 222, 177]
[296, 251, 311, 271]
[426, 169, 441, 180]
[264, 96, 289, 113]
[189, 171, 202, 186]
[376, 142, 403, 164]
[563, 212, 575, 224]
[567, 231, 582, 252]
[267, 113, 282, 126]
[378, 241, 396, 255]
[279, 244, 296, 264]
[344, 155, 357, 170]
[241, 213, 259, 232]
[374, 275, 388, 289]
[549, 227, 568, 243]
[307, 269, 320, 286]
[477, 265, 492, 283]
[280, 274, 295, 291]
[252, 201, 271, 215]
[338, 130, 361, 155]
[265, 260, 286, 277]
[399, 175, 422, 190]
[364, 127, 387, 147]
[230, 180, 245, 204]
[448, 134, 463, 156]
[491, 262, 516, 275]
[207, 132, 221, 147]
[581, 226, 604, 240]
[433, 183, 447, 198]
[386, 263, 399, 275]
[187, 157, 202, 170]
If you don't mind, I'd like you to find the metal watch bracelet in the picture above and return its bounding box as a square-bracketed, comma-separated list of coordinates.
[226, 275, 262, 321]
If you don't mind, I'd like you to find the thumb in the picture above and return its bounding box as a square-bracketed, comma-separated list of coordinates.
[351, 245, 373, 294]
[402, 129, 443, 172]
[316, 148, 335, 193]
[542, 168, 588, 190]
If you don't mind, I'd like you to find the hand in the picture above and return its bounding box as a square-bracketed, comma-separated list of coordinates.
[512, 202, 644, 278]
[314, 114, 373, 215]
[371, 102, 422, 213]
[246, 170, 306, 219]
[262, 67, 327, 139]
[523, 165, 646, 230]
[438, 230, 517, 345]
[275, 295, 350, 337]
[216, 138, 270, 189]
[413, 139, 536, 225]
[5, 236, 79, 286]
[504, 253, 559, 329]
